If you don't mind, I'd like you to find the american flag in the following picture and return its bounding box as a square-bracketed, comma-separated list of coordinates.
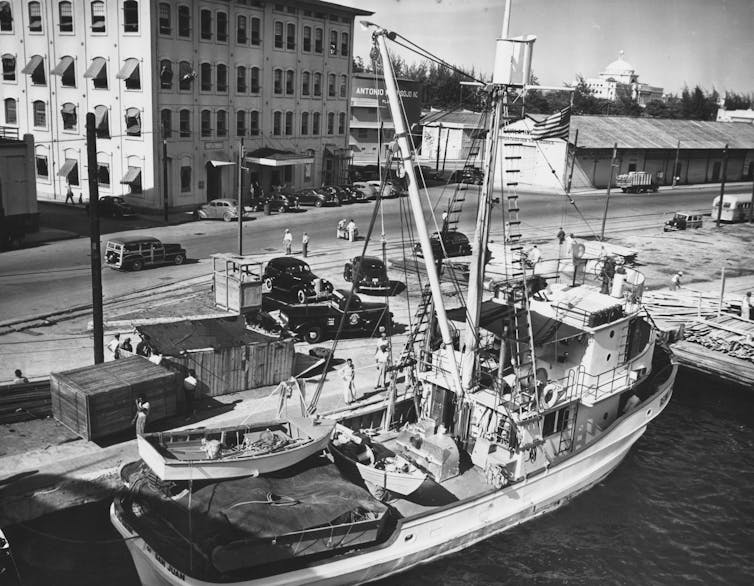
[531, 106, 571, 140]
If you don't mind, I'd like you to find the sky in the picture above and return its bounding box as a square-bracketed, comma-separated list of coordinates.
[337, 0, 754, 95]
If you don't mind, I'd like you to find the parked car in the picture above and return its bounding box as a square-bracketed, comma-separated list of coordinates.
[346, 184, 370, 202]
[250, 192, 298, 213]
[664, 211, 704, 232]
[319, 186, 350, 205]
[353, 181, 379, 200]
[194, 198, 253, 221]
[294, 188, 340, 207]
[449, 165, 484, 185]
[414, 230, 472, 259]
[85, 196, 136, 218]
[343, 255, 390, 294]
[262, 256, 333, 304]
[104, 236, 186, 271]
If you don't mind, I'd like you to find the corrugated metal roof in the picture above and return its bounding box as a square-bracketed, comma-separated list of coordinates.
[570, 116, 754, 149]
[420, 109, 484, 128]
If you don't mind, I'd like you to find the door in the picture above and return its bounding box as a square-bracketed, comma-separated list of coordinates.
[150, 242, 166, 264]
[206, 163, 222, 200]
[711, 161, 721, 182]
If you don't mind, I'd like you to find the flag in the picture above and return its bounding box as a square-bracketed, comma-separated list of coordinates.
[531, 106, 571, 140]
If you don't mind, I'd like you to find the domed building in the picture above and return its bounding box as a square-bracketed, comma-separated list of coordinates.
[585, 51, 663, 106]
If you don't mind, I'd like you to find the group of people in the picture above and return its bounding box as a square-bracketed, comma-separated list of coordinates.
[282, 229, 310, 257]
[106, 333, 159, 362]
[336, 218, 359, 241]
[338, 331, 392, 405]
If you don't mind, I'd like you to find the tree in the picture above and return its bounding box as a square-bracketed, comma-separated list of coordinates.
[724, 92, 752, 110]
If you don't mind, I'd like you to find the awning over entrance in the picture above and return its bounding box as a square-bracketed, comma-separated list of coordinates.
[324, 146, 356, 158]
[21, 55, 43, 75]
[120, 166, 141, 184]
[57, 158, 78, 178]
[245, 148, 314, 167]
[51, 56, 74, 76]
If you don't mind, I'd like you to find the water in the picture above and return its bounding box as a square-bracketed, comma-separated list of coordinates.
[5, 372, 754, 586]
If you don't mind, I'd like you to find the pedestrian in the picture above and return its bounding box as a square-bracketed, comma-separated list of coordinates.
[13, 369, 29, 384]
[121, 337, 133, 353]
[742, 291, 752, 321]
[65, 184, 75, 205]
[283, 228, 293, 254]
[135, 339, 149, 357]
[131, 394, 150, 436]
[302, 232, 309, 258]
[339, 358, 357, 404]
[183, 369, 197, 418]
[528, 245, 542, 266]
[556, 227, 566, 245]
[107, 333, 121, 359]
[346, 218, 357, 242]
[375, 333, 390, 390]
[670, 271, 683, 291]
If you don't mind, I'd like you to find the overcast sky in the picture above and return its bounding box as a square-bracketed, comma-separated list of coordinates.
[339, 0, 754, 95]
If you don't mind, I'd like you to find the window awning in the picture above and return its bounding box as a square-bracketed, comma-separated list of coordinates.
[245, 148, 315, 167]
[57, 159, 78, 178]
[94, 106, 108, 126]
[208, 160, 235, 167]
[21, 55, 43, 75]
[60, 103, 76, 115]
[116, 59, 139, 80]
[83, 57, 106, 79]
[51, 56, 74, 76]
[121, 167, 142, 184]
[324, 146, 354, 158]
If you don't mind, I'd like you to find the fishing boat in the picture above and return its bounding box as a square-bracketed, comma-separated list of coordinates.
[329, 424, 427, 496]
[111, 6, 676, 584]
[137, 416, 333, 481]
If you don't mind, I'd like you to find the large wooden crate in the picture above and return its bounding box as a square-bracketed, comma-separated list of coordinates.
[50, 356, 179, 440]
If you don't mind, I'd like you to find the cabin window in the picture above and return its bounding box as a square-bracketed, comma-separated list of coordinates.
[542, 406, 570, 437]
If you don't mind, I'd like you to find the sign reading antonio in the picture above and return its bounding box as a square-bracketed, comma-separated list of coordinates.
[351, 74, 422, 127]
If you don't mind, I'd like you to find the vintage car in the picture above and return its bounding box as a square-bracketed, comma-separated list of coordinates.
[449, 165, 484, 185]
[343, 255, 390, 294]
[104, 236, 186, 271]
[262, 256, 333, 304]
[85, 196, 136, 218]
[414, 230, 472, 259]
[664, 211, 704, 232]
[194, 198, 253, 221]
[294, 188, 340, 207]
[250, 192, 298, 213]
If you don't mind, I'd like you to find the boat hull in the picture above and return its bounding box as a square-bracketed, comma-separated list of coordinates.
[111, 371, 674, 586]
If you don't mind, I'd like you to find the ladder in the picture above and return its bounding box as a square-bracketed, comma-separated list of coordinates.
[395, 284, 433, 371]
[555, 404, 578, 455]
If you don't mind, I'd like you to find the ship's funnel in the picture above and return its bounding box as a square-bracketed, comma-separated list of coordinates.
[493, 35, 536, 86]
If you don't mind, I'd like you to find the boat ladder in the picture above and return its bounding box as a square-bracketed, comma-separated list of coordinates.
[394, 284, 433, 371]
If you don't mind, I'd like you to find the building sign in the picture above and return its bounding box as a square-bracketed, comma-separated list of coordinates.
[351, 75, 421, 127]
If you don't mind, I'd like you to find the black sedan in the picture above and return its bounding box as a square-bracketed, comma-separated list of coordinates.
[86, 196, 136, 218]
[294, 188, 340, 207]
[263, 256, 333, 304]
[414, 230, 472, 259]
[343, 255, 390, 294]
[250, 192, 298, 213]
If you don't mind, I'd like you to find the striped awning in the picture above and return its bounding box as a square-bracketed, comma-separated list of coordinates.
[21, 55, 43, 75]
[57, 159, 78, 178]
[120, 167, 141, 184]
[51, 56, 74, 76]
[116, 58, 139, 80]
[83, 57, 106, 79]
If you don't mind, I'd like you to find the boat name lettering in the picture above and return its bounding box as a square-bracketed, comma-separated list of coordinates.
[355, 87, 419, 99]
[149, 545, 186, 581]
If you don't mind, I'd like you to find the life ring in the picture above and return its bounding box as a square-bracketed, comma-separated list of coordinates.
[572, 242, 586, 260]
[542, 383, 563, 409]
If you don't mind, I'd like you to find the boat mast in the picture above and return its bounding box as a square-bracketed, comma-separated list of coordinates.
[370, 28, 464, 398]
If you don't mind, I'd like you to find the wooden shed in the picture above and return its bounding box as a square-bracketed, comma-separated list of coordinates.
[50, 356, 179, 440]
[136, 317, 295, 397]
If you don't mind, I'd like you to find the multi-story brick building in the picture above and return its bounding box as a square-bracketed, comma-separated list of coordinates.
[0, 0, 371, 210]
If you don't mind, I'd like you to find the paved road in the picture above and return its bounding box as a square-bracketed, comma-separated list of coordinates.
[0, 182, 750, 323]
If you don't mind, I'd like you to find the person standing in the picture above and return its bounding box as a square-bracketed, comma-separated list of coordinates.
[183, 369, 198, 418]
[121, 337, 133, 353]
[528, 245, 542, 266]
[346, 219, 357, 242]
[65, 184, 75, 205]
[107, 333, 121, 360]
[742, 291, 752, 320]
[556, 227, 566, 258]
[302, 232, 310, 258]
[670, 271, 683, 291]
[375, 333, 390, 390]
[283, 228, 293, 254]
[13, 369, 29, 384]
[339, 358, 357, 404]
[132, 395, 150, 435]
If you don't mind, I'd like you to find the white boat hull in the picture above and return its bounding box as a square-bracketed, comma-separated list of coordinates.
[111, 374, 674, 586]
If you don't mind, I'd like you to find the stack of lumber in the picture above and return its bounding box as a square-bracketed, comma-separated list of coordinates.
[0, 380, 51, 424]
[642, 290, 738, 326]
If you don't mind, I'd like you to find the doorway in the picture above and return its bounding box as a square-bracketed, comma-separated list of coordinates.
[711, 161, 721, 182]
[206, 162, 222, 201]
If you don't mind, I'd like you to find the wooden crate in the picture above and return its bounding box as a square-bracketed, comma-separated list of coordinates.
[50, 356, 179, 440]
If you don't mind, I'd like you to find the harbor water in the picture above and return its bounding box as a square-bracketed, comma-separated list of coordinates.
[5, 371, 754, 586]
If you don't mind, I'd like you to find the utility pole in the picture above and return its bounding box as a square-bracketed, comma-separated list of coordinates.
[750, 169, 754, 224]
[672, 139, 681, 187]
[237, 139, 244, 255]
[715, 143, 729, 228]
[162, 140, 169, 223]
[86, 113, 104, 364]
[600, 142, 618, 240]
[565, 129, 579, 194]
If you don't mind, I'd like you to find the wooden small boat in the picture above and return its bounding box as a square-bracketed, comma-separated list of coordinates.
[137, 417, 333, 481]
[329, 424, 427, 495]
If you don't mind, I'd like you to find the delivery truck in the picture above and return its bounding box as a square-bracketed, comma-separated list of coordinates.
[616, 171, 658, 193]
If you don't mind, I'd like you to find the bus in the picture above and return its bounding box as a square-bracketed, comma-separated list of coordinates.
[711, 194, 753, 223]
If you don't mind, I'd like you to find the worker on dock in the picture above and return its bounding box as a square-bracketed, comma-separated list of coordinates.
[339, 358, 357, 404]
[742, 291, 752, 321]
[671, 271, 683, 291]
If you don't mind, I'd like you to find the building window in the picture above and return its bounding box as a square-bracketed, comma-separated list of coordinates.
[200, 9, 211, 39]
[217, 64, 227, 92]
[338, 112, 345, 134]
[301, 71, 310, 96]
[97, 162, 110, 188]
[236, 66, 246, 93]
[236, 110, 246, 137]
[201, 109, 211, 136]
[160, 60, 173, 89]
[180, 159, 191, 192]
[36, 154, 48, 178]
[249, 110, 259, 136]
[0, 1, 12, 32]
[200, 62, 211, 91]
[179, 109, 191, 137]
[32, 100, 45, 127]
[1, 54, 15, 81]
[125, 107, 141, 136]
[302, 26, 311, 52]
[301, 111, 308, 135]
[60, 102, 77, 130]
[178, 5, 190, 37]
[313, 72, 321, 96]
[286, 23, 295, 50]
[285, 70, 294, 95]
[250, 67, 260, 93]
[94, 105, 109, 138]
[123, 0, 138, 33]
[179, 61, 194, 90]
[236, 15, 247, 44]
[117, 58, 140, 90]
[28, 1, 42, 32]
[61, 158, 79, 186]
[52, 56, 75, 87]
[341, 32, 349, 56]
[216, 11, 227, 42]
[161, 109, 171, 137]
[59, 1, 73, 32]
[328, 73, 335, 97]
[329, 30, 337, 56]
[250, 17, 260, 45]
[91, 1, 105, 32]
[273, 68, 282, 95]
[327, 112, 334, 135]
[312, 112, 320, 135]
[84, 57, 107, 89]
[314, 27, 323, 53]
[216, 110, 227, 137]
[22, 55, 45, 85]
[158, 2, 170, 34]
[273, 111, 281, 136]
[4, 97, 16, 124]
[285, 111, 293, 136]
[122, 166, 141, 193]
[274, 21, 283, 48]
[340, 74, 347, 98]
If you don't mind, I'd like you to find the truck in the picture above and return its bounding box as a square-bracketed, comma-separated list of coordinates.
[615, 171, 658, 193]
[0, 132, 38, 249]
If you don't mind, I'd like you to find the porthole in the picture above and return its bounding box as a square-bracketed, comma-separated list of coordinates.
[646, 409, 653, 417]
[609, 330, 615, 338]
[606, 353, 611, 361]
[404, 534, 415, 543]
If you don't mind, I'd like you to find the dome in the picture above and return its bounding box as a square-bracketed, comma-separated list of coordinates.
[604, 51, 634, 75]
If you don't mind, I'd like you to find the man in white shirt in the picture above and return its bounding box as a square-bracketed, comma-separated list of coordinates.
[107, 334, 121, 360]
[742, 291, 752, 321]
